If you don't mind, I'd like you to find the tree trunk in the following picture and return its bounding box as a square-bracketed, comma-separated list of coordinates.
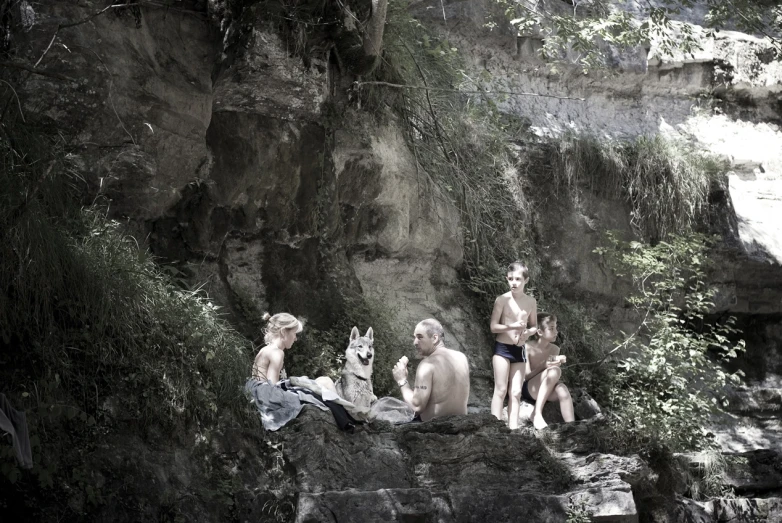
[362, 0, 388, 58]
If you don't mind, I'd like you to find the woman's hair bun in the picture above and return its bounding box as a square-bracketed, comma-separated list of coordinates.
[262, 312, 272, 322]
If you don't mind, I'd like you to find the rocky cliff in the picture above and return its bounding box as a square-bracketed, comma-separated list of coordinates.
[2, 0, 781, 521]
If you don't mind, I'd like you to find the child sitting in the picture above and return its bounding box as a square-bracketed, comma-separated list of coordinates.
[522, 314, 574, 429]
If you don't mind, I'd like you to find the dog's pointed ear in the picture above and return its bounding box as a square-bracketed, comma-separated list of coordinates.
[350, 326, 360, 340]
[365, 327, 374, 341]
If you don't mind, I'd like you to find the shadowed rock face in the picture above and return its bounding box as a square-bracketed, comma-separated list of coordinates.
[5, 1, 782, 522]
[11, 0, 781, 380]
[283, 409, 649, 523]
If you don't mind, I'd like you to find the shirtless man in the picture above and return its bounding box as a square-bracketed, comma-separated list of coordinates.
[391, 319, 470, 421]
[490, 261, 538, 429]
[523, 314, 574, 429]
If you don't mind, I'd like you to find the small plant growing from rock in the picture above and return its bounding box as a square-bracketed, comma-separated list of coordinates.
[566, 496, 594, 523]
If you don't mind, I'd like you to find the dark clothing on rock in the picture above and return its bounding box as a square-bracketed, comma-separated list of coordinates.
[245, 378, 359, 432]
[319, 396, 359, 432]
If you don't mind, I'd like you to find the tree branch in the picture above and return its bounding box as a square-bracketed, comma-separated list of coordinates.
[397, 38, 454, 162]
[0, 61, 76, 82]
[355, 80, 586, 101]
[0, 80, 26, 122]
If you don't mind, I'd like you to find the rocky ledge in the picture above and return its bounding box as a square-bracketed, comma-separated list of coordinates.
[270, 403, 782, 523]
[279, 409, 651, 522]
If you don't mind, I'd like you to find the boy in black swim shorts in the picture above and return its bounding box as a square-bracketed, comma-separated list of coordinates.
[489, 261, 538, 430]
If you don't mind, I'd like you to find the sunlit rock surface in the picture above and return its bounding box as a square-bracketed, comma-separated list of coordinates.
[412, 0, 782, 317]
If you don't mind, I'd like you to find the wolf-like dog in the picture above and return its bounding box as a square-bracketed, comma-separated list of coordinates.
[334, 326, 376, 409]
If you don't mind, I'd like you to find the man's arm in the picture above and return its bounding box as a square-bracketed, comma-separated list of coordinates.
[400, 362, 434, 414]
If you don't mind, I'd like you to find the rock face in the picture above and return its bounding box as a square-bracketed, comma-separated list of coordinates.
[283, 409, 650, 523]
[412, 0, 782, 316]
[8, 0, 781, 386]
[4, 0, 782, 521]
[6, 0, 481, 340]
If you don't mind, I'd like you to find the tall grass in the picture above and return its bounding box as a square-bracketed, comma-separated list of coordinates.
[552, 133, 725, 241]
[0, 118, 252, 427]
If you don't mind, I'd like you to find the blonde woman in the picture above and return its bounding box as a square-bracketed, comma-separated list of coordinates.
[252, 312, 303, 384]
[246, 312, 305, 431]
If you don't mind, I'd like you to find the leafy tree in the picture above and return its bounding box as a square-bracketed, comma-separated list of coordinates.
[594, 232, 745, 452]
[497, 0, 781, 71]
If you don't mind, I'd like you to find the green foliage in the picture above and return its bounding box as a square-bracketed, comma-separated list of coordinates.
[678, 449, 736, 500]
[553, 133, 725, 241]
[509, 0, 647, 72]
[0, 118, 255, 515]
[2, 202, 252, 424]
[495, 0, 782, 72]
[594, 232, 745, 452]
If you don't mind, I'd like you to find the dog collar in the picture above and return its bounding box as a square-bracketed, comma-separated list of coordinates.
[351, 373, 368, 381]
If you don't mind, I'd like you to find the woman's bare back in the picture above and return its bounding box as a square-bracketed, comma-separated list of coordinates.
[252, 345, 285, 383]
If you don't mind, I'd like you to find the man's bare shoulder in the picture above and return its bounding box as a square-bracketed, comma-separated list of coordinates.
[435, 348, 469, 370]
[447, 347, 469, 363]
[416, 359, 436, 374]
[427, 348, 462, 364]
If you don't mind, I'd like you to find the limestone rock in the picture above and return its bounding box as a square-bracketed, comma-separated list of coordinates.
[708, 497, 782, 522]
[13, 2, 215, 220]
[709, 385, 782, 453]
[296, 489, 436, 523]
[726, 387, 782, 415]
[282, 409, 646, 522]
[679, 449, 782, 497]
